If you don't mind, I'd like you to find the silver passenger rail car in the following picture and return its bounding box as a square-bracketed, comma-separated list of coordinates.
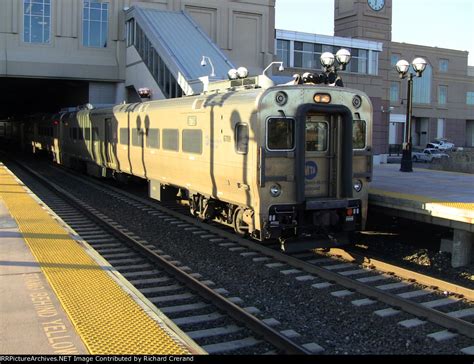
[23, 51, 373, 253]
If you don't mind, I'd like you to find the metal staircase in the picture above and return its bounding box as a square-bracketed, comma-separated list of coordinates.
[125, 6, 235, 98]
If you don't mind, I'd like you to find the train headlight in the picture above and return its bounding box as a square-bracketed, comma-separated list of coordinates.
[237, 67, 249, 79]
[275, 91, 288, 106]
[270, 184, 282, 197]
[353, 180, 363, 193]
[352, 95, 362, 109]
[314, 93, 331, 104]
[228, 69, 238, 80]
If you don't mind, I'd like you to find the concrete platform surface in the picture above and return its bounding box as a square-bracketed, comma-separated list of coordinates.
[0, 202, 88, 354]
[370, 164, 474, 229]
[369, 164, 473, 267]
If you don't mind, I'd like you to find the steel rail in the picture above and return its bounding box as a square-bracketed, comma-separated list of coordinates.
[35, 161, 474, 339]
[17, 162, 312, 355]
[326, 248, 474, 301]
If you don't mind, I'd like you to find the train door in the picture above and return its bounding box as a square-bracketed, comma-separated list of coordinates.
[304, 113, 337, 198]
[104, 117, 116, 169]
[91, 119, 103, 166]
[52, 114, 61, 164]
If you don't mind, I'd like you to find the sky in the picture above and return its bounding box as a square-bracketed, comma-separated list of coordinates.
[275, 0, 474, 66]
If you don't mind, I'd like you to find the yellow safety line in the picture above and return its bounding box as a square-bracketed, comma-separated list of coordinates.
[0, 167, 191, 355]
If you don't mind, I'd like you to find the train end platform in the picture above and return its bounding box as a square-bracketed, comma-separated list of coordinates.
[0, 164, 206, 356]
[369, 163, 474, 268]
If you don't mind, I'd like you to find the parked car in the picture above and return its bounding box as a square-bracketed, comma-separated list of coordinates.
[426, 138, 455, 151]
[412, 148, 450, 163]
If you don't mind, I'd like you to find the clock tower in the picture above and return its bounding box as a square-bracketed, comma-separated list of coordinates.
[334, 0, 393, 154]
[334, 0, 392, 42]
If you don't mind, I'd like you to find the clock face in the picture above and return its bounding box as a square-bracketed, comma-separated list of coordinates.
[367, 0, 385, 11]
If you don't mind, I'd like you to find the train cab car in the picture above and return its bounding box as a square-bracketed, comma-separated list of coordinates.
[254, 84, 372, 250]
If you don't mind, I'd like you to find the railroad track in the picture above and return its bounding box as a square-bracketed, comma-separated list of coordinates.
[11, 160, 320, 355]
[10, 158, 474, 354]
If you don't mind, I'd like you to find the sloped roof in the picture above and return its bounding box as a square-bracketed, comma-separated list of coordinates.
[129, 7, 234, 81]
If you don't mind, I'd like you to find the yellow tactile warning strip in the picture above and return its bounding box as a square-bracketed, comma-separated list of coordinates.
[0, 166, 192, 355]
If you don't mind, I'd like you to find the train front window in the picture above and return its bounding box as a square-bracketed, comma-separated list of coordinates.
[305, 118, 328, 152]
[267, 118, 295, 151]
[353, 119, 366, 149]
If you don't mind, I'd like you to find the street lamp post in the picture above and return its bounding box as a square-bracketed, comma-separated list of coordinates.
[395, 57, 427, 172]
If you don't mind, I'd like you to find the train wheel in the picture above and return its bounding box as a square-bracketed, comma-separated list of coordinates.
[233, 208, 249, 236]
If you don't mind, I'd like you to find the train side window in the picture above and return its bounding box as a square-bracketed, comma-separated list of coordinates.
[132, 129, 143, 147]
[78, 128, 84, 140]
[119, 128, 129, 145]
[235, 124, 249, 154]
[146, 128, 160, 149]
[85, 128, 91, 141]
[353, 120, 366, 149]
[267, 118, 295, 151]
[163, 129, 179, 151]
[182, 129, 202, 154]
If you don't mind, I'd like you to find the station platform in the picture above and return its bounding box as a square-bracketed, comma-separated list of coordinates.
[0, 163, 205, 355]
[369, 163, 474, 267]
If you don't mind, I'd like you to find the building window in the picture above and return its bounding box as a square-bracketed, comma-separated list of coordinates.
[437, 119, 445, 139]
[413, 64, 432, 104]
[390, 82, 399, 103]
[467, 92, 474, 105]
[83, 1, 108, 48]
[369, 51, 379, 75]
[23, 0, 51, 44]
[133, 23, 183, 98]
[294, 42, 321, 69]
[438, 85, 447, 105]
[126, 19, 135, 47]
[350, 48, 368, 74]
[439, 59, 449, 72]
[276, 39, 290, 67]
[391, 54, 400, 67]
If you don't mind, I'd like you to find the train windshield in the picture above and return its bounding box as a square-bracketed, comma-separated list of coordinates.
[353, 119, 366, 149]
[267, 117, 295, 150]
